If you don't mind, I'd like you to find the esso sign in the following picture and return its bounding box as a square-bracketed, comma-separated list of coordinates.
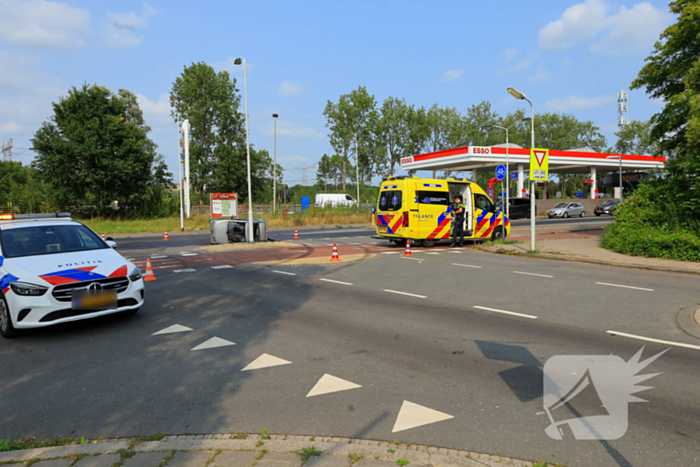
[471, 146, 490, 155]
[401, 156, 413, 165]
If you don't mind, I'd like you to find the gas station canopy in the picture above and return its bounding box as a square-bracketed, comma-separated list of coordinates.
[400, 144, 666, 175]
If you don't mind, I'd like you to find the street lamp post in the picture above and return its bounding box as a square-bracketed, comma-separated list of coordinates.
[273, 113, 278, 214]
[507, 87, 536, 251]
[486, 121, 526, 219]
[607, 156, 623, 201]
[235, 57, 255, 243]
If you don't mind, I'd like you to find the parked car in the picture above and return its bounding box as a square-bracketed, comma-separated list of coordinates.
[594, 199, 621, 216]
[548, 202, 586, 218]
[315, 193, 358, 208]
[496, 198, 536, 220]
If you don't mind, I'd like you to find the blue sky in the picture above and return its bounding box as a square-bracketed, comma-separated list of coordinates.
[0, 0, 673, 184]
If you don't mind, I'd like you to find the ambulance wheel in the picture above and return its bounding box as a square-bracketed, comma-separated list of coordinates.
[392, 239, 405, 246]
[491, 227, 504, 242]
[0, 295, 18, 339]
[421, 239, 436, 248]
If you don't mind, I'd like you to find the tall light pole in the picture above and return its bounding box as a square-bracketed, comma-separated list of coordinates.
[355, 133, 360, 210]
[235, 57, 255, 243]
[507, 87, 536, 251]
[272, 113, 278, 214]
[607, 155, 623, 201]
[177, 123, 184, 232]
[486, 120, 527, 219]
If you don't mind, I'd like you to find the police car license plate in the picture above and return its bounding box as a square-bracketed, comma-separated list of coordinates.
[72, 290, 117, 310]
[378, 226, 387, 233]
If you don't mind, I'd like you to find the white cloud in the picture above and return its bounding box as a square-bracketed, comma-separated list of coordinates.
[0, 51, 40, 89]
[544, 94, 615, 112]
[528, 68, 551, 83]
[501, 48, 518, 62]
[560, 59, 572, 68]
[102, 3, 160, 48]
[265, 121, 324, 140]
[0, 0, 91, 50]
[279, 81, 304, 97]
[538, 0, 670, 55]
[135, 93, 172, 131]
[440, 70, 462, 82]
[497, 54, 539, 75]
[0, 121, 25, 134]
[590, 3, 670, 56]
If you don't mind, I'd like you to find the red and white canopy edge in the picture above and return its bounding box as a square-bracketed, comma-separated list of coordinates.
[400, 143, 666, 199]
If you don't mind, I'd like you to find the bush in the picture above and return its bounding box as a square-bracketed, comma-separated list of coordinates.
[602, 181, 700, 262]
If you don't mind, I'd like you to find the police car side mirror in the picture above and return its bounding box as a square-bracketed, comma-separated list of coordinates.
[106, 240, 117, 248]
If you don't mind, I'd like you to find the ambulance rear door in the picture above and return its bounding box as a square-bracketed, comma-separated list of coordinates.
[448, 182, 472, 236]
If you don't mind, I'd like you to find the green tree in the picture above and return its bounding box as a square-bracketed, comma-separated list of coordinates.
[170, 62, 245, 194]
[317, 154, 332, 192]
[323, 86, 377, 190]
[613, 120, 657, 155]
[631, 0, 700, 221]
[32, 84, 159, 209]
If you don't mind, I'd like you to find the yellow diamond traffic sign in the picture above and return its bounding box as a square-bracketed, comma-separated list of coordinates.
[530, 148, 549, 181]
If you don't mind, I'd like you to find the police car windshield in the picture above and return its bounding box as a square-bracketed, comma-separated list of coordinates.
[1, 224, 107, 258]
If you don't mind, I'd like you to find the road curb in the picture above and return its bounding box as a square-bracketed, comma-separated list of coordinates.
[474, 246, 700, 276]
[108, 224, 374, 239]
[676, 307, 700, 340]
[0, 434, 541, 467]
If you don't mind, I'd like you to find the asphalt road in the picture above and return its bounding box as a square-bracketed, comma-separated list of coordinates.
[0, 243, 697, 467]
[113, 216, 613, 252]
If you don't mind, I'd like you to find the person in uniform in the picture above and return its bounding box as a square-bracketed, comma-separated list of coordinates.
[450, 195, 465, 247]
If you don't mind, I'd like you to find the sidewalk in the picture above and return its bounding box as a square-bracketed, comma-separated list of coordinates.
[480, 232, 700, 275]
[0, 434, 545, 467]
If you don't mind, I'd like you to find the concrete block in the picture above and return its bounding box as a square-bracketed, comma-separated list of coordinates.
[167, 451, 214, 467]
[256, 451, 302, 467]
[121, 451, 170, 467]
[30, 460, 73, 467]
[74, 454, 122, 467]
[209, 451, 258, 467]
[305, 453, 350, 467]
[354, 459, 400, 467]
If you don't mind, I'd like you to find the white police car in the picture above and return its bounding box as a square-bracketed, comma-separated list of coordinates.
[0, 213, 144, 338]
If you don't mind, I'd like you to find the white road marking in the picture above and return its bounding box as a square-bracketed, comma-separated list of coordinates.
[211, 265, 233, 269]
[606, 330, 700, 350]
[596, 282, 654, 292]
[273, 270, 297, 276]
[191, 336, 236, 351]
[127, 258, 136, 261]
[150, 255, 168, 259]
[306, 374, 362, 397]
[196, 258, 213, 261]
[448, 251, 462, 254]
[320, 278, 352, 285]
[451, 263, 482, 269]
[384, 289, 427, 299]
[350, 243, 361, 245]
[382, 252, 400, 255]
[152, 324, 192, 335]
[181, 253, 198, 257]
[174, 269, 196, 273]
[426, 252, 440, 255]
[178, 251, 189, 254]
[473, 306, 538, 320]
[402, 257, 422, 261]
[392, 400, 454, 433]
[242, 353, 292, 371]
[513, 271, 553, 278]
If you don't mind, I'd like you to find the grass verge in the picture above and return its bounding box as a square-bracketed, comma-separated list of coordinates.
[0, 437, 75, 452]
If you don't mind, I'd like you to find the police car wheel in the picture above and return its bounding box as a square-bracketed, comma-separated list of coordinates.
[0, 295, 18, 339]
[421, 239, 436, 248]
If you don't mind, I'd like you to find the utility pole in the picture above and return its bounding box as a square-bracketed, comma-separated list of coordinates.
[1, 139, 12, 162]
[272, 113, 279, 213]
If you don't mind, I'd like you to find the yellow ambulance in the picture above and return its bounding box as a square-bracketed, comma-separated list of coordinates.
[375, 176, 510, 247]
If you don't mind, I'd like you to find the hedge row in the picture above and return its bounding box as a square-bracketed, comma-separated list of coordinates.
[602, 224, 700, 262]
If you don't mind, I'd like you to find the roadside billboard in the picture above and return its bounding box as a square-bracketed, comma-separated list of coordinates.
[210, 193, 238, 219]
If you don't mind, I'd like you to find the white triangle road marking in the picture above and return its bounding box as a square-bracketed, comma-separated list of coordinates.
[152, 324, 193, 335]
[242, 353, 292, 371]
[190, 336, 236, 351]
[392, 400, 454, 433]
[306, 374, 362, 397]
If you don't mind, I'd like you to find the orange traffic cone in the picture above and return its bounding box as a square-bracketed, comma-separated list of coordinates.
[403, 239, 413, 257]
[293, 228, 299, 239]
[101, 232, 106, 241]
[330, 243, 341, 262]
[143, 259, 157, 281]
[163, 230, 170, 241]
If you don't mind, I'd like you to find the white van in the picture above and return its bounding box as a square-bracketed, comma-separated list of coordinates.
[315, 193, 358, 208]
